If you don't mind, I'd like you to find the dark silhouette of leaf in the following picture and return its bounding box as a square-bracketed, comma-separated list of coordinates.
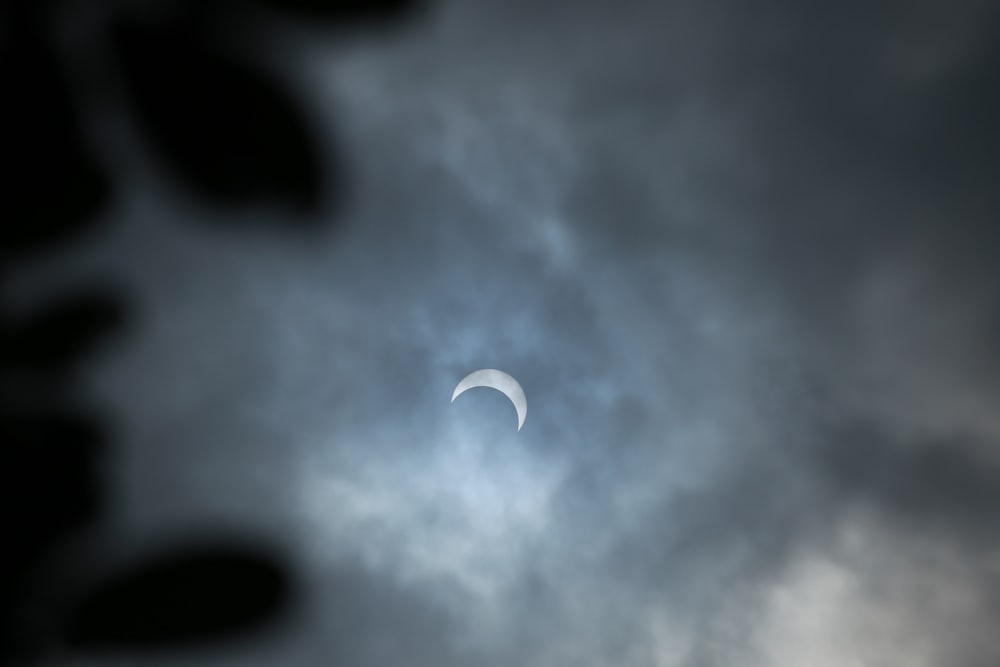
[0, 291, 124, 371]
[0, 10, 109, 256]
[0, 0, 420, 661]
[245, 0, 424, 22]
[64, 544, 290, 650]
[0, 412, 103, 576]
[111, 16, 323, 211]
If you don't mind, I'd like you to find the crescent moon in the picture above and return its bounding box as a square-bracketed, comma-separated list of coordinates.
[451, 369, 527, 431]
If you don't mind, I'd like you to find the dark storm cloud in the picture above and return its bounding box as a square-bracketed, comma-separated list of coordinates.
[14, 0, 1000, 665]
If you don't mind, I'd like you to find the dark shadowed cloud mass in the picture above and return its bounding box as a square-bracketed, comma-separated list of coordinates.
[12, 0, 1000, 665]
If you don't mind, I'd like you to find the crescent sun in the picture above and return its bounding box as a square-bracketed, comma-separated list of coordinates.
[451, 369, 527, 431]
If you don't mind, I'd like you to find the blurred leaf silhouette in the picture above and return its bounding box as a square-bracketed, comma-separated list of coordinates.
[111, 14, 324, 209]
[0, 409, 105, 657]
[1, 0, 426, 230]
[248, 0, 420, 21]
[0, 4, 109, 255]
[0, 413, 103, 569]
[64, 543, 289, 649]
[0, 0, 425, 661]
[0, 290, 124, 372]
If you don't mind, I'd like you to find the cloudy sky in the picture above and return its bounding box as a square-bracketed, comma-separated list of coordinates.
[21, 0, 1000, 665]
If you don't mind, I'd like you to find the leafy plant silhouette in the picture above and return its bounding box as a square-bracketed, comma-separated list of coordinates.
[0, 0, 423, 661]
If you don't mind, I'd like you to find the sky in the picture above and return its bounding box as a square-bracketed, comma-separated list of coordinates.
[15, 0, 1000, 665]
